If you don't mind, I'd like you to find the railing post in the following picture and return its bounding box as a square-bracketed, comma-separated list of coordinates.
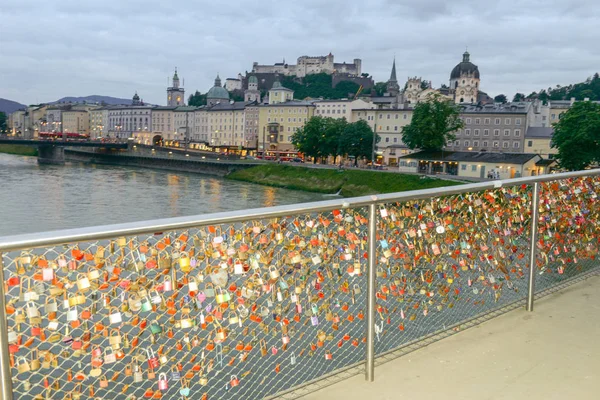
[365, 203, 377, 381]
[526, 182, 540, 312]
[0, 253, 14, 399]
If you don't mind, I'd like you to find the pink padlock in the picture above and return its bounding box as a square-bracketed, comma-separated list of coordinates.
[158, 373, 168, 391]
[91, 346, 102, 358]
[163, 277, 172, 292]
[282, 335, 290, 345]
[271, 346, 278, 355]
[197, 292, 206, 303]
[230, 375, 240, 387]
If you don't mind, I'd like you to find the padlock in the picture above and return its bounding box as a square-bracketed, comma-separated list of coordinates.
[8, 328, 17, 343]
[109, 329, 121, 349]
[99, 375, 109, 388]
[199, 375, 208, 386]
[26, 301, 39, 319]
[17, 357, 31, 374]
[77, 273, 91, 291]
[290, 353, 296, 365]
[128, 294, 142, 312]
[269, 266, 280, 280]
[188, 277, 198, 295]
[133, 365, 143, 383]
[146, 348, 159, 369]
[42, 266, 54, 281]
[149, 290, 162, 305]
[163, 276, 173, 292]
[179, 378, 191, 396]
[171, 366, 181, 381]
[66, 307, 78, 322]
[109, 307, 122, 324]
[150, 320, 163, 335]
[228, 311, 239, 325]
[230, 375, 240, 388]
[140, 296, 152, 313]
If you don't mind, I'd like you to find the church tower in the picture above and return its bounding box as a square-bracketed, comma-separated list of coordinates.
[167, 68, 185, 106]
[386, 58, 400, 97]
[244, 75, 261, 102]
[449, 51, 480, 104]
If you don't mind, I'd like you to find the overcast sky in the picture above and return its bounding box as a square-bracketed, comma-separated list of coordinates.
[1, 0, 598, 105]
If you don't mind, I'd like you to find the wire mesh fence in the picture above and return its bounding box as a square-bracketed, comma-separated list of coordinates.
[1, 172, 599, 400]
[2, 208, 371, 400]
[373, 184, 534, 355]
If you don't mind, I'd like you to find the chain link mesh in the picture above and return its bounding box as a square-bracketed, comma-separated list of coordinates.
[1, 176, 599, 400]
[2, 207, 370, 400]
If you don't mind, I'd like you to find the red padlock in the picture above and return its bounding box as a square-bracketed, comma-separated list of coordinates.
[230, 375, 240, 388]
[91, 346, 102, 358]
[146, 348, 159, 369]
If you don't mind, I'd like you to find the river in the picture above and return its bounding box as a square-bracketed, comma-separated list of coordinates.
[0, 153, 324, 236]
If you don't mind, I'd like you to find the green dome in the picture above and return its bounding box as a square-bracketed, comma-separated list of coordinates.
[272, 81, 282, 89]
[248, 75, 258, 84]
[207, 74, 229, 100]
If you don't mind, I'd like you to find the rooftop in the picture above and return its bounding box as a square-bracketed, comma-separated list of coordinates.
[460, 102, 532, 114]
[400, 150, 540, 165]
[260, 100, 316, 107]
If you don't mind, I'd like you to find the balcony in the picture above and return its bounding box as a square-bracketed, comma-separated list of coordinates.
[0, 170, 598, 400]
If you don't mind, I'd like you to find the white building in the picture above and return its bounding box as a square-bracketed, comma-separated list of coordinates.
[252, 53, 361, 78]
[107, 104, 153, 139]
[89, 107, 109, 137]
[314, 98, 373, 121]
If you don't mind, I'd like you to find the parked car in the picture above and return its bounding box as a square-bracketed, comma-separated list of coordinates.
[290, 157, 304, 163]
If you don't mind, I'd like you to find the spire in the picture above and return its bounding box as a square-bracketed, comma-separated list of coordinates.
[463, 50, 470, 62]
[173, 67, 179, 81]
[215, 74, 222, 87]
[389, 57, 397, 82]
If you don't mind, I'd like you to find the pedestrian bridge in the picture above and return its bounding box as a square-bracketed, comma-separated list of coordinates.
[0, 138, 128, 164]
[0, 169, 597, 400]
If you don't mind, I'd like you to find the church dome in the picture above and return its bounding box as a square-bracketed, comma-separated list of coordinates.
[272, 81, 282, 89]
[207, 74, 229, 100]
[132, 92, 140, 101]
[248, 75, 258, 84]
[450, 51, 480, 80]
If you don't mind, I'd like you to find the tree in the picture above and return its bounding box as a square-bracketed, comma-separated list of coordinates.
[551, 101, 600, 170]
[339, 120, 378, 166]
[291, 116, 329, 163]
[401, 93, 464, 151]
[420, 80, 430, 90]
[494, 94, 507, 103]
[188, 91, 207, 106]
[373, 82, 387, 96]
[513, 93, 525, 102]
[0, 112, 7, 134]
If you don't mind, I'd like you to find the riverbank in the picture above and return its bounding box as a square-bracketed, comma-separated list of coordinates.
[226, 164, 463, 196]
[0, 144, 38, 156]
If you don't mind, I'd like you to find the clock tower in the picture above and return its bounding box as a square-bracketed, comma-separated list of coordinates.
[167, 68, 185, 106]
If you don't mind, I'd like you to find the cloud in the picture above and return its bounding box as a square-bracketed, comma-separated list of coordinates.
[0, 0, 598, 104]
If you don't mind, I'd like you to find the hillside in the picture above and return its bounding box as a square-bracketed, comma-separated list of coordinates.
[53, 95, 133, 105]
[0, 98, 27, 114]
[528, 72, 600, 102]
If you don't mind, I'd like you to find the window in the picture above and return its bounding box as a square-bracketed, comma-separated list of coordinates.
[385, 137, 390, 143]
[483, 129, 489, 136]
[464, 140, 470, 147]
[393, 137, 398, 143]
[395, 114, 399, 119]
[503, 142, 509, 148]
[448, 141, 453, 147]
[494, 129, 500, 136]
[495, 118, 501, 125]
[475, 118, 480, 124]
[528, 140, 533, 147]
[551, 113, 556, 120]
[504, 129, 510, 136]
[466, 118, 472, 124]
[513, 142, 520, 148]
[515, 118, 522, 125]
[483, 141, 488, 147]
[471, 165, 477, 171]
[514, 129, 521, 137]
[394, 126, 398, 131]
[473, 141, 479, 147]
[454, 140, 459, 146]
[403, 114, 407, 120]
[465, 129, 471, 136]
[474, 129, 480, 136]
[493, 141, 499, 148]
[461, 164, 467, 171]
[279, 135, 283, 141]
[387, 114, 390, 119]
[484, 118, 490, 124]
[542, 116, 547, 121]
[505, 118, 511, 125]
[559, 113, 563, 119]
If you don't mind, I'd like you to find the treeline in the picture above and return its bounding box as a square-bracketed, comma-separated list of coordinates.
[291, 117, 378, 165]
[527, 72, 600, 102]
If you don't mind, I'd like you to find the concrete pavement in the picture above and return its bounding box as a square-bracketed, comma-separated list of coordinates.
[300, 274, 600, 400]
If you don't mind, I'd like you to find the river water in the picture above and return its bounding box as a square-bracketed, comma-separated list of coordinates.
[0, 153, 323, 236]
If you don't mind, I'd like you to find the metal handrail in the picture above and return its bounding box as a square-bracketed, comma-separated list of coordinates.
[0, 168, 599, 252]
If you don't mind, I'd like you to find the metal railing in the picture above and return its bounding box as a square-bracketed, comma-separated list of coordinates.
[0, 169, 598, 400]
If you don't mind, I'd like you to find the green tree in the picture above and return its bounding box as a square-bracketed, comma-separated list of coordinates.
[188, 91, 206, 106]
[401, 93, 464, 151]
[551, 101, 600, 170]
[494, 94, 507, 103]
[339, 120, 378, 166]
[0, 112, 7, 134]
[513, 93, 525, 102]
[373, 82, 387, 96]
[291, 116, 329, 163]
[322, 117, 347, 163]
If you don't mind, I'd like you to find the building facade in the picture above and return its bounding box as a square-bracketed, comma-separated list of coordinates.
[314, 98, 373, 121]
[89, 107, 109, 137]
[244, 104, 259, 149]
[206, 102, 248, 148]
[62, 110, 90, 135]
[447, 102, 534, 153]
[258, 101, 315, 153]
[268, 81, 294, 104]
[449, 51, 480, 104]
[107, 105, 153, 139]
[252, 54, 361, 78]
[244, 75, 261, 103]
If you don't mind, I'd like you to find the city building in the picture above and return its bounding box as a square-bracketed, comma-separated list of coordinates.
[258, 101, 316, 154]
[206, 75, 230, 106]
[386, 58, 400, 97]
[252, 54, 361, 78]
[167, 68, 185, 106]
[525, 127, 557, 158]
[89, 107, 109, 137]
[206, 101, 249, 148]
[148, 106, 176, 144]
[173, 106, 197, 144]
[448, 102, 535, 153]
[449, 51, 480, 104]
[193, 107, 209, 144]
[9, 110, 26, 136]
[398, 151, 544, 178]
[244, 75, 261, 103]
[62, 110, 90, 135]
[268, 80, 294, 104]
[225, 75, 243, 92]
[244, 104, 259, 149]
[107, 95, 153, 139]
[46, 106, 65, 133]
[314, 98, 373, 121]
